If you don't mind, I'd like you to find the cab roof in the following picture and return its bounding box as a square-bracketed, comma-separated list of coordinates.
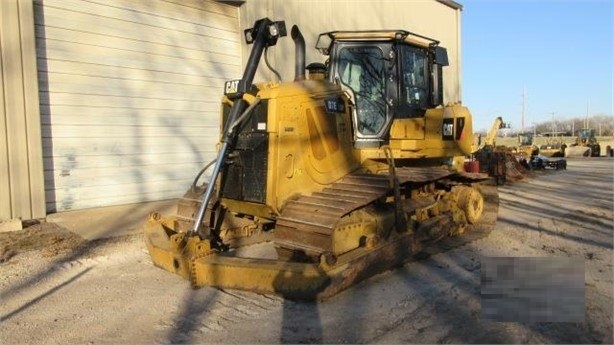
[316, 30, 439, 55]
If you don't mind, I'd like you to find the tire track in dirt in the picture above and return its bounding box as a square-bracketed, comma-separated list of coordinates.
[154, 289, 283, 339]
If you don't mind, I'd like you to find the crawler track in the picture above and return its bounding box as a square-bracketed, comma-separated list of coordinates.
[273, 167, 497, 263]
[274, 173, 391, 259]
[415, 182, 499, 258]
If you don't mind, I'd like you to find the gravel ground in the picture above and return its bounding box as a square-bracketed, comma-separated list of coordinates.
[1, 158, 612, 344]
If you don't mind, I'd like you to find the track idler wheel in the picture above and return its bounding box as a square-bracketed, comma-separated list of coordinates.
[453, 186, 484, 224]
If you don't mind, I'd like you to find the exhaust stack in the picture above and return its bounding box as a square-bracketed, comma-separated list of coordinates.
[291, 25, 305, 81]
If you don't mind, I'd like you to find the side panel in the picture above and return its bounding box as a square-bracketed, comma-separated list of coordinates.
[261, 82, 359, 212]
[0, 0, 46, 220]
[360, 103, 474, 160]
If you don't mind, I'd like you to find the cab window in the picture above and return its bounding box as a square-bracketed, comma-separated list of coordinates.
[337, 46, 387, 136]
[399, 45, 429, 117]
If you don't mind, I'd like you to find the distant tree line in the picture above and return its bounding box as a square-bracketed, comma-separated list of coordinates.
[477, 115, 614, 137]
[531, 115, 614, 136]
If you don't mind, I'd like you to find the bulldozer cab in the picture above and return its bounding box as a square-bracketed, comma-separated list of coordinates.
[518, 132, 534, 146]
[577, 128, 597, 144]
[317, 31, 448, 147]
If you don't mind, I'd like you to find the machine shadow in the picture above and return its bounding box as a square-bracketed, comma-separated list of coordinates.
[391, 248, 595, 344]
[1, 266, 92, 322]
[280, 300, 323, 344]
[166, 289, 220, 344]
[365, 168, 611, 343]
[0, 204, 160, 304]
[498, 214, 613, 250]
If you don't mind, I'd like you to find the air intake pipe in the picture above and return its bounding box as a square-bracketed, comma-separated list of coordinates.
[291, 25, 305, 81]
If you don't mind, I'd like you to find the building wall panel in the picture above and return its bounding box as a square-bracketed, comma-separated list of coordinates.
[0, 0, 45, 220]
[35, 0, 241, 212]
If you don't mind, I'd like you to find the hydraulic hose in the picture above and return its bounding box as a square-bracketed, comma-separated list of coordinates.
[191, 158, 217, 193]
[189, 98, 262, 236]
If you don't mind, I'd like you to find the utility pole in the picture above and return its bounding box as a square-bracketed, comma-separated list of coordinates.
[551, 112, 556, 135]
[521, 87, 526, 133]
[585, 101, 589, 128]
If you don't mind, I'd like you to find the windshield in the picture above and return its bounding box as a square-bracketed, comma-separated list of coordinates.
[519, 133, 533, 146]
[578, 129, 594, 139]
[398, 45, 429, 117]
[337, 46, 387, 136]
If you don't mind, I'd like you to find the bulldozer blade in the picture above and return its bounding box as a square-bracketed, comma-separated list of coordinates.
[143, 213, 216, 280]
[565, 146, 591, 157]
[144, 186, 498, 301]
[144, 211, 415, 300]
[190, 233, 415, 300]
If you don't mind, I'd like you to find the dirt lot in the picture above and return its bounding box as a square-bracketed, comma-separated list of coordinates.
[1, 158, 612, 344]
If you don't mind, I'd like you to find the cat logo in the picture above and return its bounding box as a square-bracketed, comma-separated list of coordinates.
[443, 123, 454, 136]
[442, 118, 454, 140]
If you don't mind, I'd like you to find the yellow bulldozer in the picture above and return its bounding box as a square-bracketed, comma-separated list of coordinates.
[515, 132, 539, 158]
[143, 18, 498, 300]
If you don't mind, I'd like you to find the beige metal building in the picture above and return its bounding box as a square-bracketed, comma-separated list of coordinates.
[0, 0, 462, 221]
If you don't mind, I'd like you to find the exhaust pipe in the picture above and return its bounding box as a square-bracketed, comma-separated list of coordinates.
[291, 25, 305, 81]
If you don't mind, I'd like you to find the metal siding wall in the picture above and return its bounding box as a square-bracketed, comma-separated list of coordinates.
[240, 0, 461, 103]
[0, 0, 46, 221]
[0, 9, 8, 220]
[35, 0, 241, 212]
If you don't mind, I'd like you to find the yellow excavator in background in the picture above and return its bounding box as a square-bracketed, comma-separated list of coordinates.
[143, 18, 498, 300]
[471, 116, 505, 152]
[483, 116, 505, 148]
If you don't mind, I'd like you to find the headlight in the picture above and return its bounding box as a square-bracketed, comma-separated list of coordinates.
[244, 29, 254, 44]
[268, 24, 278, 37]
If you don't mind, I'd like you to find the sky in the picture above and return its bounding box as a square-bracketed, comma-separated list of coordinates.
[460, 0, 613, 132]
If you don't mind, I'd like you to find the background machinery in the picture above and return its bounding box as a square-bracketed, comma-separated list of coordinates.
[516, 132, 539, 158]
[483, 116, 505, 149]
[566, 128, 601, 157]
[471, 116, 505, 152]
[144, 18, 498, 300]
[473, 116, 520, 184]
[532, 132, 566, 157]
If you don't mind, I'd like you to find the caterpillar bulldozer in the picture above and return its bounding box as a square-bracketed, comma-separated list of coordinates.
[143, 18, 498, 300]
